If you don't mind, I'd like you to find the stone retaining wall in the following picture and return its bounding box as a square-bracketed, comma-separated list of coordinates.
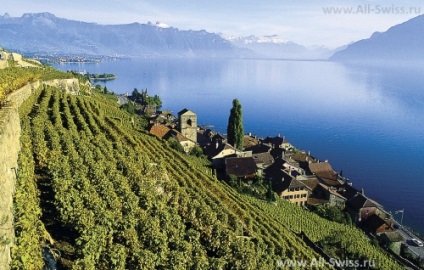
[0, 78, 81, 269]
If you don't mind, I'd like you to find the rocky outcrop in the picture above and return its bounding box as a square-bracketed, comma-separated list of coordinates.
[42, 78, 82, 95]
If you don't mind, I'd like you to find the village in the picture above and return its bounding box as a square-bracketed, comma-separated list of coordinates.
[141, 105, 424, 264]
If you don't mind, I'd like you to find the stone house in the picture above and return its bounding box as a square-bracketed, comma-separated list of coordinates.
[252, 152, 274, 176]
[196, 128, 213, 147]
[282, 161, 306, 177]
[280, 178, 310, 207]
[315, 184, 347, 207]
[167, 129, 196, 153]
[265, 159, 311, 206]
[345, 192, 383, 223]
[288, 152, 317, 171]
[149, 124, 195, 153]
[203, 135, 236, 168]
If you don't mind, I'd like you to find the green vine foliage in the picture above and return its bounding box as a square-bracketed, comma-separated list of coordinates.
[11, 78, 402, 269]
[0, 65, 79, 107]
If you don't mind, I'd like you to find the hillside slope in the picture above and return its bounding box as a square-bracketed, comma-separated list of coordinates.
[14, 86, 320, 269]
[9, 71, 401, 269]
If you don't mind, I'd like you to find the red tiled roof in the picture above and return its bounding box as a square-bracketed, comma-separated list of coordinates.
[307, 197, 329, 205]
[149, 125, 192, 143]
[290, 179, 308, 189]
[149, 125, 171, 139]
[309, 162, 333, 174]
[309, 162, 341, 186]
[290, 153, 315, 163]
[301, 178, 320, 190]
[252, 152, 274, 167]
[243, 135, 259, 148]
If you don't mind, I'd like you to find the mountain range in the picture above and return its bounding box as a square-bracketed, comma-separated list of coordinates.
[1, 12, 423, 62]
[331, 14, 424, 63]
[222, 34, 333, 59]
[0, 12, 236, 57]
[0, 12, 334, 59]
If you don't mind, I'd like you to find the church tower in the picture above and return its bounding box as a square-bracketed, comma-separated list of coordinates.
[178, 109, 197, 143]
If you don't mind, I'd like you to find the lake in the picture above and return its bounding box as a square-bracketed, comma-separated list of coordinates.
[54, 58, 424, 234]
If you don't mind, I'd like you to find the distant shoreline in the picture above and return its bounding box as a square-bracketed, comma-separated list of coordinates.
[89, 76, 117, 81]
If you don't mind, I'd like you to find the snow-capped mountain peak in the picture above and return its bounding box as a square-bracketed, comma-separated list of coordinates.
[155, 21, 170, 29]
[221, 34, 286, 44]
[255, 35, 286, 44]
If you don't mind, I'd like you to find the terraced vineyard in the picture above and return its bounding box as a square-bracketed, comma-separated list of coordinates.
[12, 82, 401, 269]
[0, 66, 75, 106]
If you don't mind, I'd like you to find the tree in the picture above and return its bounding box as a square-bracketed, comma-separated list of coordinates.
[314, 205, 352, 225]
[120, 102, 135, 114]
[228, 174, 238, 188]
[190, 145, 204, 157]
[266, 181, 276, 202]
[132, 88, 140, 99]
[227, 99, 244, 150]
[167, 138, 184, 153]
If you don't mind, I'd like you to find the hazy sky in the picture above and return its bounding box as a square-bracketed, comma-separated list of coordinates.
[2, 0, 423, 48]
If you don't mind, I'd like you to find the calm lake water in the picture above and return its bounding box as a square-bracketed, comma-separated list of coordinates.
[54, 58, 424, 235]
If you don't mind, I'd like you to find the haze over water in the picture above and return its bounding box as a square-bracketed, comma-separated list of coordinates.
[54, 58, 424, 234]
